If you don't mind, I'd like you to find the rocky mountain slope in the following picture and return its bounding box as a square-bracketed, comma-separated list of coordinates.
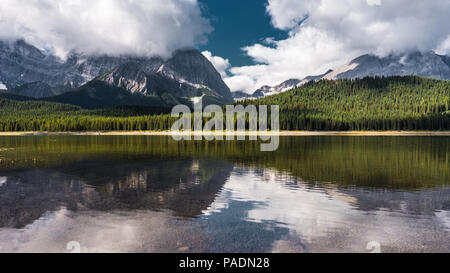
[100, 48, 233, 106]
[0, 40, 233, 106]
[325, 51, 450, 80]
[0, 40, 124, 91]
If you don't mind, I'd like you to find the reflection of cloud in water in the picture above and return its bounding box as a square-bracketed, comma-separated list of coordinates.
[0, 177, 6, 187]
[208, 171, 353, 241]
[435, 210, 450, 231]
[206, 170, 357, 243]
[0, 208, 207, 253]
[204, 168, 450, 252]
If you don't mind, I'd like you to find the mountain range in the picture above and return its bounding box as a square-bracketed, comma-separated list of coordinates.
[233, 51, 450, 100]
[1, 39, 450, 107]
[0, 40, 233, 108]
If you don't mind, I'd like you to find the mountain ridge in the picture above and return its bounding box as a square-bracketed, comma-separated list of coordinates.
[239, 51, 450, 99]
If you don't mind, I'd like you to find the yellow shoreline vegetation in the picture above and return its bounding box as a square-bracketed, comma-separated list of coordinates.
[0, 131, 449, 136]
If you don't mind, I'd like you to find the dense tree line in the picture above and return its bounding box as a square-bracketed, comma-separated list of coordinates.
[241, 76, 450, 131]
[0, 99, 176, 131]
[0, 76, 449, 131]
[0, 115, 177, 131]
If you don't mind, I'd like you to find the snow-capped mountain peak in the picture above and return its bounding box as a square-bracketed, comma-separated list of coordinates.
[235, 51, 450, 100]
[324, 51, 450, 80]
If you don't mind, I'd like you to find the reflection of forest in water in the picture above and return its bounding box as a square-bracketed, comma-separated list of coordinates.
[0, 135, 449, 189]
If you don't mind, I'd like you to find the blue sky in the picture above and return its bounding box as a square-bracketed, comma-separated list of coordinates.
[196, 0, 450, 93]
[198, 0, 288, 67]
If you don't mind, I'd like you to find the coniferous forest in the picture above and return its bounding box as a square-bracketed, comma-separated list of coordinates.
[0, 76, 449, 132]
[243, 76, 450, 131]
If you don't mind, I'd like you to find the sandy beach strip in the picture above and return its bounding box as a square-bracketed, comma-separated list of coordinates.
[0, 131, 449, 136]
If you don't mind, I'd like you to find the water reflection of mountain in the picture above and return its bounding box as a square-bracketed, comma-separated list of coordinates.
[0, 159, 233, 228]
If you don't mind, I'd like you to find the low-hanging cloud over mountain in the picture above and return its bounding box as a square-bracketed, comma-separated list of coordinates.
[223, 0, 450, 93]
[201, 51, 231, 78]
[0, 0, 211, 59]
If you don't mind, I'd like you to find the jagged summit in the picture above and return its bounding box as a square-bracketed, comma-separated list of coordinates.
[100, 48, 233, 105]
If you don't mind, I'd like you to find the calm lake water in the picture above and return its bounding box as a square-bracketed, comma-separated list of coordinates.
[0, 135, 449, 253]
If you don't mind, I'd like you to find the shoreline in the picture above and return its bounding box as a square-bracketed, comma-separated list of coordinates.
[0, 131, 450, 136]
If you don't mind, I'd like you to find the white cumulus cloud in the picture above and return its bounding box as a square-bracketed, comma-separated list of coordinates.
[227, 0, 450, 93]
[0, 0, 211, 59]
[201, 51, 231, 78]
[437, 35, 450, 55]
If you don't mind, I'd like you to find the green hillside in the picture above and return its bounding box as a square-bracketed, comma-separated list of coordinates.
[0, 91, 35, 102]
[45, 80, 176, 109]
[242, 76, 450, 130]
[0, 80, 193, 110]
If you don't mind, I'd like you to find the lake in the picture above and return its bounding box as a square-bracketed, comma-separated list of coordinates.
[0, 135, 448, 253]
